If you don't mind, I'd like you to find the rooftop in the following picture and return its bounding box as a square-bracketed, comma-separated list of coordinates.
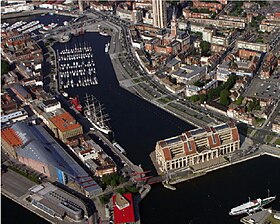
[49, 111, 81, 132]
[11, 122, 101, 195]
[1, 127, 23, 147]
[10, 83, 30, 98]
[172, 65, 207, 80]
[113, 193, 135, 224]
[115, 193, 130, 210]
[42, 99, 59, 107]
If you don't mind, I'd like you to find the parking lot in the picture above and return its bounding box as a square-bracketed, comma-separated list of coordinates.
[246, 75, 280, 100]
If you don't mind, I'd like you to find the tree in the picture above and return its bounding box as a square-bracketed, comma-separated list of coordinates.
[248, 98, 261, 112]
[116, 188, 127, 194]
[1, 60, 9, 75]
[200, 41, 211, 57]
[110, 179, 118, 187]
[211, 12, 217, 19]
[125, 185, 139, 194]
[118, 175, 126, 184]
[193, 80, 204, 87]
[235, 96, 243, 105]
[190, 95, 199, 102]
[199, 94, 207, 104]
[99, 194, 111, 205]
[208, 87, 221, 100]
[220, 90, 230, 106]
[101, 174, 111, 186]
[222, 74, 236, 90]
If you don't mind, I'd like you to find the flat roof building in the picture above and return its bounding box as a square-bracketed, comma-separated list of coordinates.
[171, 65, 207, 84]
[155, 122, 240, 173]
[113, 193, 136, 224]
[33, 106, 83, 144]
[29, 182, 88, 221]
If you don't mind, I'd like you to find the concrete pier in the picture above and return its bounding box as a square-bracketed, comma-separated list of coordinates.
[240, 209, 280, 224]
[149, 136, 280, 187]
[164, 145, 280, 186]
[90, 130, 144, 175]
[1, 170, 79, 224]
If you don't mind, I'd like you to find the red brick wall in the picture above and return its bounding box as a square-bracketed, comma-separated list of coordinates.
[18, 156, 51, 178]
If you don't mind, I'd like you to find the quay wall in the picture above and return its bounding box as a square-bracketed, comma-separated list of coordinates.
[1, 188, 56, 224]
[1, 9, 78, 20]
[169, 148, 280, 185]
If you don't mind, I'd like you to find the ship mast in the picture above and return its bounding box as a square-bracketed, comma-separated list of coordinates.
[83, 94, 112, 133]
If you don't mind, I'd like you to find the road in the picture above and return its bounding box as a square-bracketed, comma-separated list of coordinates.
[2, 169, 36, 197]
[88, 9, 280, 146]
[85, 10, 228, 127]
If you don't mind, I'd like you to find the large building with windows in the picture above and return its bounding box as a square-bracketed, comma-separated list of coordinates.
[1, 122, 102, 196]
[155, 122, 240, 172]
[152, 0, 167, 28]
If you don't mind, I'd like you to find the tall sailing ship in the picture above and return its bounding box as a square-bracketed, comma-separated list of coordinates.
[84, 94, 112, 135]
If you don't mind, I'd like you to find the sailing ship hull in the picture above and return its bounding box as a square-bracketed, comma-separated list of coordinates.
[84, 94, 112, 135]
[89, 119, 112, 135]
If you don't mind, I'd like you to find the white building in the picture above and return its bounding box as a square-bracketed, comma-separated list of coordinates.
[152, 0, 167, 28]
[1, 3, 34, 14]
[1, 110, 28, 124]
[237, 40, 268, 53]
[185, 85, 201, 97]
[155, 122, 240, 172]
[171, 65, 207, 84]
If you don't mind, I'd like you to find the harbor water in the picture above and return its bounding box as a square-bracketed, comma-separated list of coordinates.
[2, 15, 280, 224]
[1, 195, 49, 224]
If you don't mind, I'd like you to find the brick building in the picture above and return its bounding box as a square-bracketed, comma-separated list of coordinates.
[155, 122, 240, 172]
[48, 110, 83, 143]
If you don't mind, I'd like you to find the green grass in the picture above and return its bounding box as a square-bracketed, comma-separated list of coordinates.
[132, 77, 145, 83]
[158, 97, 173, 104]
[8, 165, 41, 184]
[253, 130, 259, 137]
[265, 135, 274, 143]
[255, 117, 266, 126]
[275, 138, 280, 146]
[246, 128, 253, 136]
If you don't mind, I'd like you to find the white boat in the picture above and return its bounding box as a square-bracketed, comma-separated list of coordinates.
[229, 196, 276, 216]
[113, 142, 126, 154]
[105, 43, 110, 53]
[39, 23, 58, 33]
[100, 31, 109, 36]
[62, 92, 68, 98]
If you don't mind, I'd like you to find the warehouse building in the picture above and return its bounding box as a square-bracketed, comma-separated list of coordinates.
[1, 122, 102, 196]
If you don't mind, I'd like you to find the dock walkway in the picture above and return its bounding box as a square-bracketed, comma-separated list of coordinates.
[153, 144, 280, 186]
[90, 130, 143, 175]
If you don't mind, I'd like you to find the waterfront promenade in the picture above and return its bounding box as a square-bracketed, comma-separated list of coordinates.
[90, 130, 144, 175]
[85, 11, 220, 128]
[1, 10, 79, 20]
[155, 142, 280, 187]
[1, 170, 86, 224]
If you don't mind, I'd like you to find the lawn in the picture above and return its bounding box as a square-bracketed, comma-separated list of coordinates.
[275, 138, 280, 146]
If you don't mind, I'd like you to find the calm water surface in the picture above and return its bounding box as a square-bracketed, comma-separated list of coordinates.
[2, 15, 280, 224]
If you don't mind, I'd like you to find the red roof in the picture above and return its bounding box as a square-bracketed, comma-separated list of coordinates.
[49, 111, 81, 132]
[113, 193, 135, 224]
[1, 128, 23, 147]
[162, 147, 172, 161]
